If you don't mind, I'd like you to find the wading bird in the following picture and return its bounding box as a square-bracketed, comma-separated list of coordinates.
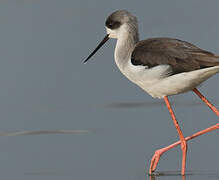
[84, 10, 219, 175]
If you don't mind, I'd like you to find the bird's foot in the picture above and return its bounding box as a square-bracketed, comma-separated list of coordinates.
[149, 148, 166, 175]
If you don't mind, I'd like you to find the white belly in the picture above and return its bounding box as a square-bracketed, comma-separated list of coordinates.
[116, 59, 219, 98]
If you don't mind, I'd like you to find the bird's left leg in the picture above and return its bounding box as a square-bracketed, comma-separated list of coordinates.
[193, 88, 219, 116]
[150, 96, 187, 175]
[149, 123, 219, 175]
[149, 90, 219, 175]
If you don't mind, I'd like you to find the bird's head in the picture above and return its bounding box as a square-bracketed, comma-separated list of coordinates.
[84, 10, 138, 63]
[105, 10, 138, 39]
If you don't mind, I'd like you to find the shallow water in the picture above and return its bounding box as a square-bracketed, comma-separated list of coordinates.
[0, 113, 218, 180]
[0, 0, 218, 180]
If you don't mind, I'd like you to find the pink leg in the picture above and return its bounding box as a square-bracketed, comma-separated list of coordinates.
[193, 88, 219, 116]
[163, 96, 187, 175]
[149, 89, 219, 175]
[149, 124, 219, 174]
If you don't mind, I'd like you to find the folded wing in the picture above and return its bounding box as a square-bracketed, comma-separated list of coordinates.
[131, 38, 219, 74]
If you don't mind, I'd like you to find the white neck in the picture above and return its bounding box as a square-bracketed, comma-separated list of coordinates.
[114, 24, 139, 71]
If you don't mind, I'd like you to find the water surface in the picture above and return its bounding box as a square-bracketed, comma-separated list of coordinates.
[0, 0, 218, 180]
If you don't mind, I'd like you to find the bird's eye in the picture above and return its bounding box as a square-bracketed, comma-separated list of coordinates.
[105, 20, 121, 29]
[108, 23, 113, 28]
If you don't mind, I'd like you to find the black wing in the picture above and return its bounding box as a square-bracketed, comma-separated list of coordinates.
[131, 38, 219, 74]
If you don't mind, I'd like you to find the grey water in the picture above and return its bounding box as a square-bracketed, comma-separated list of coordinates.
[0, 0, 218, 180]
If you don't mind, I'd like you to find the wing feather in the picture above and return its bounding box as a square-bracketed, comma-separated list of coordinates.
[131, 38, 219, 74]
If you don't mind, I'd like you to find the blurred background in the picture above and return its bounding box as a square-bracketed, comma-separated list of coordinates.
[0, 0, 218, 180]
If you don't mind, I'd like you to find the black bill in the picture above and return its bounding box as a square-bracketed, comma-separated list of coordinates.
[83, 34, 110, 64]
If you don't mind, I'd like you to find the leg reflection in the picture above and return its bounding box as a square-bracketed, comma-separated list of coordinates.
[149, 175, 186, 180]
